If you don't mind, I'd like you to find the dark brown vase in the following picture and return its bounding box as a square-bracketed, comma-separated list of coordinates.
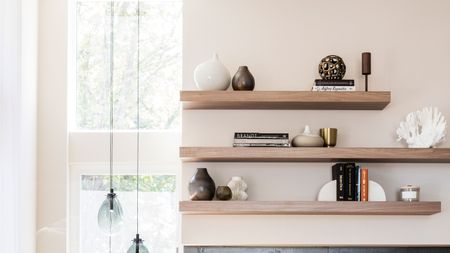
[232, 66, 255, 91]
[188, 168, 216, 201]
[216, 186, 232, 201]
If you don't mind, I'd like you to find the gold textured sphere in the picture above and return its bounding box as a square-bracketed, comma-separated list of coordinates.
[318, 55, 346, 80]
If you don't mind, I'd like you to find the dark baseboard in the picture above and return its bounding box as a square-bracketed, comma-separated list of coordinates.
[184, 246, 450, 253]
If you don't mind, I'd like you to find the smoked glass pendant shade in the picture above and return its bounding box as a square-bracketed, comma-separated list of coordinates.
[97, 189, 124, 234]
[127, 235, 149, 253]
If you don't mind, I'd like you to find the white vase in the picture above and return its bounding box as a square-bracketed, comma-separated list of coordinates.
[227, 176, 248, 201]
[291, 125, 324, 147]
[194, 53, 231, 90]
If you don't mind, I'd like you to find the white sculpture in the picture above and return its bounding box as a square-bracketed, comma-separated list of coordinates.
[227, 176, 248, 201]
[396, 107, 447, 148]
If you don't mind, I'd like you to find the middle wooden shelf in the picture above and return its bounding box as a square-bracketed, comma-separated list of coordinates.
[180, 147, 450, 163]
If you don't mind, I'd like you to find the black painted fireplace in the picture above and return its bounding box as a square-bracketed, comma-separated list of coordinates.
[185, 247, 450, 253]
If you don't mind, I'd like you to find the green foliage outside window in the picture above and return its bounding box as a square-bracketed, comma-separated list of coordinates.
[76, 2, 182, 130]
[81, 175, 176, 192]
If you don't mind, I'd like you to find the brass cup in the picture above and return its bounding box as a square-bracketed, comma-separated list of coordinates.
[320, 128, 338, 147]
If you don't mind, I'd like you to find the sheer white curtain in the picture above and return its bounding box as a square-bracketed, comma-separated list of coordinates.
[0, 0, 38, 252]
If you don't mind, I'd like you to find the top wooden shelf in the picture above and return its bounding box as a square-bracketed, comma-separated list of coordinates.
[180, 91, 391, 110]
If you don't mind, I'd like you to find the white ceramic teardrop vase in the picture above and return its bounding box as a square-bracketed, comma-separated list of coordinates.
[194, 53, 231, 90]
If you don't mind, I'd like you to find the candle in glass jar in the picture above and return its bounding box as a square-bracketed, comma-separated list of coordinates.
[400, 185, 420, 202]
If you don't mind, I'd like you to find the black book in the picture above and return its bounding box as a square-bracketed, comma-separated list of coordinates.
[234, 132, 289, 139]
[314, 79, 355, 86]
[332, 164, 337, 181]
[344, 163, 357, 201]
[333, 163, 345, 201]
[354, 165, 360, 201]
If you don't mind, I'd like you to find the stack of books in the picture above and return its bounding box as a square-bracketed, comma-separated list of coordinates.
[312, 79, 355, 91]
[233, 132, 290, 147]
[332, 163, 368, 201]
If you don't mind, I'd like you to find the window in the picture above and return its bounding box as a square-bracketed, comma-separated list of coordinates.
[70, 1, 182, 253]
[75, 1, 182, 130]
[80, 175, 177, 253]
[70, 161, 180, 253]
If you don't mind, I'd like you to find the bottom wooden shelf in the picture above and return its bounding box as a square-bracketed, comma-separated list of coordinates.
[179, 201, 441, 215]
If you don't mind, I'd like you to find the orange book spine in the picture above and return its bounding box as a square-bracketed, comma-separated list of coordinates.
[361, 168, 369, 202]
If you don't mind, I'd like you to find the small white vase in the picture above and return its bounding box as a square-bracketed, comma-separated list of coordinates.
[291, 125, 324, 147]
[227, 176, 248, 201]
[194, 53, 231, 90]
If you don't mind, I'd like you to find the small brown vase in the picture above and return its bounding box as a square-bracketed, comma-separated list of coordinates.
[216, 186, 232, 200]
[232, 66, 255, 91]
[188, 168, 216, 201]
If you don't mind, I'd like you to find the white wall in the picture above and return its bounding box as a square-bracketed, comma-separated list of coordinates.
[182, 0, 450, 246]
[38, 0, 68, 252]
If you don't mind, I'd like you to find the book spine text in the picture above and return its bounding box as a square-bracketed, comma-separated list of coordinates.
[361, 168, 369, 202]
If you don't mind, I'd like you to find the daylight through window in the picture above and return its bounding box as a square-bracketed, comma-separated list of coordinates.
[76, 1, 182, 130]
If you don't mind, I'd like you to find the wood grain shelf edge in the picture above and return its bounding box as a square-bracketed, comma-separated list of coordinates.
[179, 201, 441, 215]
[180, 147, 450, 163]
[180, 91, 391, 110]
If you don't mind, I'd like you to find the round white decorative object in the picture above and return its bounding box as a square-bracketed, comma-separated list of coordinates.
[227, 176, 248, 201]
[396, 107, 447, 148]
[317, 180, 386, 201]
[291, 125, 324, 147]
[194, 53, 231, 91]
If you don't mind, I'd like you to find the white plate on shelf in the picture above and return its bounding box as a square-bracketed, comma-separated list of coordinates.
[317, 180, 386, 201]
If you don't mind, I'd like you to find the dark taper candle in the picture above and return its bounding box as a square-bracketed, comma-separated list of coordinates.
[362, 52, 371, 91]
[362, 52, 371, 75]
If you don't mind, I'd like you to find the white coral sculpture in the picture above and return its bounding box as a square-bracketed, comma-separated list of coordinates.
[227, 177, 248, 201]
[396, 107, 447, 148]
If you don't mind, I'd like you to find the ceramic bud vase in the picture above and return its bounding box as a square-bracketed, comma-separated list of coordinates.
[216, 186, 232, 201]
[232, 66, 255, 91]
[227, 176, 248, 201]
[292, 125, 324, 147]
[188, 168, 216, 201]
[194, 53, 231, 90]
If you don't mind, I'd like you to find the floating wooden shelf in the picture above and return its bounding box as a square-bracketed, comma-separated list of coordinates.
[180, 91, 391, 110]
[180, 147, 450, 163]
[179, 201, 441, 215]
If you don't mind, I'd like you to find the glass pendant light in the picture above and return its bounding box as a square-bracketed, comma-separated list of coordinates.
[128, 2, 150, 252]
[127, 234, 149, 253]
[97, 189, 124, 234]
[97, 1, 124, 235]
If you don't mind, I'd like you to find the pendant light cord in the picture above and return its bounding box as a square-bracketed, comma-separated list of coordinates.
[136, 0, 141, 236]
[109, 3, 115, 253]
[109, 1, 114, 253]
[109, 1, 115, 192]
